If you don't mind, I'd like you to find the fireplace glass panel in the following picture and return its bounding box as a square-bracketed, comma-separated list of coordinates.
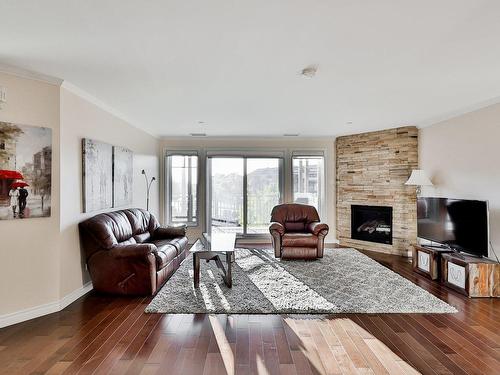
[351, 205, 393, 245]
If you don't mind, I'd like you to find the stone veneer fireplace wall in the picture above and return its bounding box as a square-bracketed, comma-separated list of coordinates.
[336, 126, 418, 256]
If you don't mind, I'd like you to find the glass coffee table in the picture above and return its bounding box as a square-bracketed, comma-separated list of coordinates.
[190, 232, 236, 288]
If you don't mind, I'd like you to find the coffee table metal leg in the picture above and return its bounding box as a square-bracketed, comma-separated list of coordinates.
[213, 255, 232, 288]
[193, 253, 200, 288]
[214, 255, 225, 277]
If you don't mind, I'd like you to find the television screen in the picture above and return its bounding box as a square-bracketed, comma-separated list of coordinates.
[417, 197, 489, 257]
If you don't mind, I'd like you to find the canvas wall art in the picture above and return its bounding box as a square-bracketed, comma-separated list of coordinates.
[0, 122, 52, 220]
[113, 146, 133, 207]
[82, 138, 113, 212]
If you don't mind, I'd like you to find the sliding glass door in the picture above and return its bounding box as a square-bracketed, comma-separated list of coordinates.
[209, 157, 244, 234]
[208, 156, 283, 235]
[247, 158, 281, 233]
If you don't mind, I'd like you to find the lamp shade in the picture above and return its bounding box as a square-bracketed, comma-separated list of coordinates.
[405, 169, 433, 186]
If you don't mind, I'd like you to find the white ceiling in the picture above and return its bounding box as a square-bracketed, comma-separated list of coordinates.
[1, 0, 500, 137]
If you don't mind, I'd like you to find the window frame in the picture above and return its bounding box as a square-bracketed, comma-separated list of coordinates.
[291, 151, 326, 218]
[165, 151, 199, 226]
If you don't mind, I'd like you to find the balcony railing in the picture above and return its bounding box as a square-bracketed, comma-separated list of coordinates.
[211, 193, 279, 234]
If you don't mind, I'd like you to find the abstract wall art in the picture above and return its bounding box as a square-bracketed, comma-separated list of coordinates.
[82, 138, 113, 213]
[113, 145, 133, 207]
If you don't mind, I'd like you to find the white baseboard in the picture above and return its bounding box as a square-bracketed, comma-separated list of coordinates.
[0, 282, 93, 329]
[59, 282, 94, 310]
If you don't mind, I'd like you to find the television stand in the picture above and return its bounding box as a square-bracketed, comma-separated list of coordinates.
[412, 245, 499, 297]
[441, 253, 499, 297]
[412, 245, 454, 280]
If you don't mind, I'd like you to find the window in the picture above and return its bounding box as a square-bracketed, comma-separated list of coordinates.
[166, 153, 198, 225]
[207, 154, 284, 235]
[292, 155, 325, 215]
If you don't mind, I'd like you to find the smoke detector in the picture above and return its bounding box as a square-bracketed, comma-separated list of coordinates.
[300, 64, 318, 78]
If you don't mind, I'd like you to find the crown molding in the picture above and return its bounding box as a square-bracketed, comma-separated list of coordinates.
[0, 63, 62, 86]
[60, 81, 158, 139]
[0, 63, 158, 138]
[61, 81, 129, 122]
[417, 95, 500, 128]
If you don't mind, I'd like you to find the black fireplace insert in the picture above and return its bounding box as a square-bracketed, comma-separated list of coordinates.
[351, 205, 393, 245]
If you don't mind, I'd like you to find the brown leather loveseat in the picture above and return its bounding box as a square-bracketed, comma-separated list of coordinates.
[79, 208, 188, 295]
[269, 203, 329, 259]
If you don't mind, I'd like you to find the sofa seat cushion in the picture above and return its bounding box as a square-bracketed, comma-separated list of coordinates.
[150, 237, 187, 256]
[168, 237, 188, 254]
[152, 243, 177, 269]
[282, 233, 318, 248]
[134, 232, 151, 243]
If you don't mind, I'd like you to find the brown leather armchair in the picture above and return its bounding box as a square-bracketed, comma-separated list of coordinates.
[269, 203, 329, 259]
[79, 208, 188, 295]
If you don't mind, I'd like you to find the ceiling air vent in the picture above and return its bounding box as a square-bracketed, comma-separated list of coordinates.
[189, 133, 206, 137]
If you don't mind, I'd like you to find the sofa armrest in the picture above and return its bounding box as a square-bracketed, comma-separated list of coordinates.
[154, 225, 187, 239]
[109, 243, 156, 259]
[307, 222, 329, 236]
[269, 222, 285, 236]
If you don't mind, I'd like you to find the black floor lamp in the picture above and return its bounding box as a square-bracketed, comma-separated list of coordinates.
[141, 169, 156, 211]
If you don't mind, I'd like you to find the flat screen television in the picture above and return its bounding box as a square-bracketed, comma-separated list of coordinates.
[417, 197, 489, 257]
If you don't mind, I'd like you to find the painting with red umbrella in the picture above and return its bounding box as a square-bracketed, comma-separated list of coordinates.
[0, 121, 52, 220]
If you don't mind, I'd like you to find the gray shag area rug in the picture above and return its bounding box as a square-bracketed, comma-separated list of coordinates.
[145, 248, 457, 314]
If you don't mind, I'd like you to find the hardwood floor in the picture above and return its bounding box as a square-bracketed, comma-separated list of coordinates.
[0, 248, 499, 375]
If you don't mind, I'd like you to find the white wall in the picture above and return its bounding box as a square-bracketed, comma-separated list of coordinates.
[0, 72, 160, 323]
[160, 137, 336, 243]
[420, 102, 500, 260]
[59, 86, 160, 297]
[0, 72, 61, 315]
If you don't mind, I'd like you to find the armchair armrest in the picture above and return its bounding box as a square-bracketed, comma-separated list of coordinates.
[109, 243, 156, 259]
[307, 222, 329, 236]
[269, 222, 284, 258]
[269, 222, 285, 236]
[154, 225, 187, 239]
